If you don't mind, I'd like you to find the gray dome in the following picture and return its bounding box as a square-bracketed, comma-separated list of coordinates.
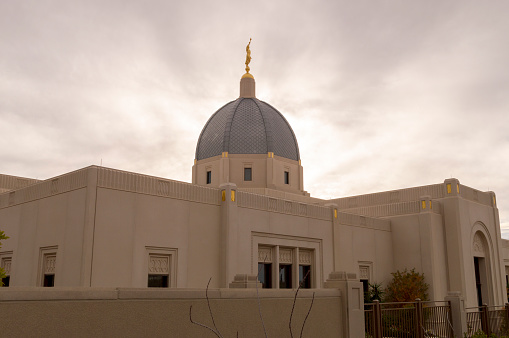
[196, 98, 300, 161]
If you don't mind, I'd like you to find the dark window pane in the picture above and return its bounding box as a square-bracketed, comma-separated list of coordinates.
[148, 274, 169, 288]
[1, 276, 10, 287]
[284, 171, 289, 185]
[279, 264, 292, 289]
[206, 171, 212, 184]
[299, 265, 311, 288]
[258, 263, 272, 288]
[244, 168, 252, 181]
[43, 274, 55, 287]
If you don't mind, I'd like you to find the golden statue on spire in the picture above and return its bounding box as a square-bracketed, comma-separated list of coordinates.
[245, 38, 252, 73]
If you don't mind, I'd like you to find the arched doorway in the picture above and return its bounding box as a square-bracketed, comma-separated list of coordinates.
[472, 231, 491, 306]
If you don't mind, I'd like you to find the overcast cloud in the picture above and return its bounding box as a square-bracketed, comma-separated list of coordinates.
[1, 1, 509, 236]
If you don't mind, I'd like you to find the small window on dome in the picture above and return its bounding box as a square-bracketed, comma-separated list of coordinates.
[284, 171, 289, 185]
[206, 171, 212, 184]
[244, 167, 252, 181]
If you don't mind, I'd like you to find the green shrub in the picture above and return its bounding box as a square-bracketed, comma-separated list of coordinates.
[385, 268, 429, 302]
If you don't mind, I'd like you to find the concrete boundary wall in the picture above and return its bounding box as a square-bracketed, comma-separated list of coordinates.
[0, 288, 342, 338]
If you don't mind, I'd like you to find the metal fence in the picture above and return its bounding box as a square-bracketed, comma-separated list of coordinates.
[465, 304, 509, 337]
[365, 299, 454, 338]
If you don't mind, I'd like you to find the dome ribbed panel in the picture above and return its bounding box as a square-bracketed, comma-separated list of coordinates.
[195, 100, 236, 160]
[195, 97, 300, 161]
[257, 101, 300, 161]
[229, 99, 268, 155]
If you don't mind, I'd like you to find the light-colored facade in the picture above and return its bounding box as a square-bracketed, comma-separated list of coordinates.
[1, 68, 508, 311]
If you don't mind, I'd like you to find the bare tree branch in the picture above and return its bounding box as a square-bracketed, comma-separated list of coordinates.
[256, 254, 268, 338]
[189, 278, 223, 338]
[299, 292, 315, 338]
[189, 305, 222, 338]
[289, 270, 311, 338]
[206, 277, 222, 337]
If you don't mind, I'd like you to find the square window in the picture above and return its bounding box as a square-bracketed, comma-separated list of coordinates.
[258, 263, 272, 288]
[279, 264, 292, 289]
[244, 167, 252, 181]
[284, 171, 289, 185]
[148, 274, 169, 288]
[146, 248, 177, 288]
[43, 274, 55, 287]
[299, 265, 311, 288]
[206, 171, 212, 184]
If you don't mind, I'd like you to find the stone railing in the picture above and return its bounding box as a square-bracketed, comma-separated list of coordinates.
[0, 168, 88, 209]
[331, 183, 445, 209]
[97, 167, 221, 205]
[337, 211, 391, 231]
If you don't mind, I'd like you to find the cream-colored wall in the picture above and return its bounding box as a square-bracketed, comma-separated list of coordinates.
[457, 198, 505, 307]
[388, 212, 449, 300]
[236, 206, 333, 287]
[92, 188, 222, 288]
[193, 154, 304, 194]
[334, 221, 393, 286]
[0, 189, 88, 287]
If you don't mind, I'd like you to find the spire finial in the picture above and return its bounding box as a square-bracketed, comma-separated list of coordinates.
[245, 38, 252, 73]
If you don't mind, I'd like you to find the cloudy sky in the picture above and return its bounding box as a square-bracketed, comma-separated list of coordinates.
[1, 1, 508, 236]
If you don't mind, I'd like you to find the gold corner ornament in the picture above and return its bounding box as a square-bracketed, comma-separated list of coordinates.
[245, 38, 252, 73]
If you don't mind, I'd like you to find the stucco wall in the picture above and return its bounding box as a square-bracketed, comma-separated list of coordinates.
[92, 188, 222, 288]
[0, 288, 341, 338]
[0, 188, 88, 287]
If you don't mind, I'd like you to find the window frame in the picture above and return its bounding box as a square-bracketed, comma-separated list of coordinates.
[206, 170, 212, 184]
[38, 246, 58, 287]
[284, 170, 290, 185]
[0, 252, 12, 287]
[146, 247, 178, 288]
[244, 167, 252, 182]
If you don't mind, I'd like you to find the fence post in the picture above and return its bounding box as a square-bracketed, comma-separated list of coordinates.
[480, 303, 490, 336]
[506, 303, 509, 334]
[416, 298, 424, 338]
[373, 300, 382, 338]
[444, 291, 467, 337]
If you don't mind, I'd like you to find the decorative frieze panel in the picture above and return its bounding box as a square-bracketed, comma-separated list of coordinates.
[258, 247, 272, 263]
[359, 266, 370, 280]
[473, 233, 485, 254]
[44, 255, 56, 274]
[299, 251, 311, 265]
[279, 249, 292, 264]
[1, 258, 11, 275]
[149, 255, 170, 274]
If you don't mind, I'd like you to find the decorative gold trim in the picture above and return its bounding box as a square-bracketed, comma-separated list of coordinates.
[447, 184, 451, 194]
[231, 190, 235, 202]
[456, 183, 460, 193]
[334, 209, 337, 219]
[222, 190, 226, 201]
[421, 200, 426, 209]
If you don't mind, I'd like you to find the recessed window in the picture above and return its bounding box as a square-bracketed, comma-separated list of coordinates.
[206, 171, 212, 184]
[244, 167, 252, 181]
[284, 171, 289, 185]
[40, 250, 57, 287]
[148, 274, 169, 288]
[258, 263, 272, 288]
[1, 257, 11, 287]
[279, 264, 292, 289]
[299, 265, 311, 289]
[43, 274, 55, 287]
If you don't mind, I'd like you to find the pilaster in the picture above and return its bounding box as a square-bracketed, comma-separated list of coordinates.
[324, 271, 365, 337]
[220, 182, 238, 288]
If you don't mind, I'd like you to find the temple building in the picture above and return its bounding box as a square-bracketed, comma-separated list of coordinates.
[1, 45, 508, 310]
